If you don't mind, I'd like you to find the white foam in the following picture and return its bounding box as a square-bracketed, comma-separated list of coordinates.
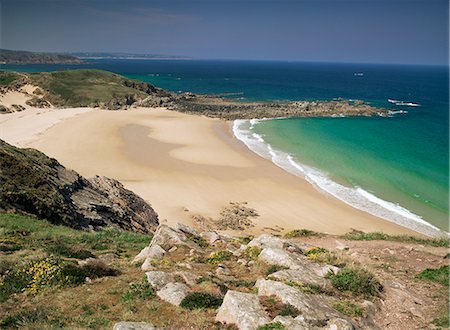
[232, 119, 446, 238]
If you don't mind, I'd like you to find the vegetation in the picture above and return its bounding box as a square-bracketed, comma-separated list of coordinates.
[328, 266, 383, 297]
[259, 295, 300, 318]
[415, 265, 449, 286]
[333, 301, 364, 317]
[243, 246, 262, 260]
[121, 280, 155, 302]
[0, 71, 21, 86]
[284, 229, 322, 238]
[304, 247, 343, 267]
[343, 230, 449, 248]
[257, 322, 286, 330]
[205, 250, 233, 264]
[0, 49, 82, 64]
[179, 292, 223, 310]
[185, 232, 209, 248]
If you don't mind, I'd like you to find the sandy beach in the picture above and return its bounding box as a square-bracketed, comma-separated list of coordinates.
[0, 106, 419, 236]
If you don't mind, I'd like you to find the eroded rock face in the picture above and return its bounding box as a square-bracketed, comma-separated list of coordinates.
[215, 290, 270, 330]
[150, 224, 200, 251]
[133, 244, 165, 264]
[0, 140, 159, 233]
[146, 271, 175, 290]
[255, 279, 339, 326]
[269, 268, 330, 287]
[248, 234, 286, 249]
[156, 282, 189, 306]
[258, 247, 301, 269]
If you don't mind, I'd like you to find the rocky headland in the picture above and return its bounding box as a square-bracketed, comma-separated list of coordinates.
[0, 69, 390, 119]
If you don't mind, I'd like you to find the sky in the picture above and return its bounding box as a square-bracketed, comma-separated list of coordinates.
[1, 0, 448, 65]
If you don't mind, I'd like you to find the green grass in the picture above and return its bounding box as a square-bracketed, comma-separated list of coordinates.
[432, 313, 449, 328]
[416, 265, 449, 286]
[343, 230, 449, 248]
[0, 71, 21, 86]
[327, 266, 383, 297]
[205, 250, 233, 264]
[0, 213, 151, 254]
[284, 229, 322, 238]
[179, 292, 223, 310]
[121, 281, 155, 302]
[28, 69, 148, 107]
[333, 301, 364, 317]
[243, 246, 262, 260]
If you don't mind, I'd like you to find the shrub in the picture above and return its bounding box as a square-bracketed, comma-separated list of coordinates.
[328, 266, 382, 297]
[180, 292, 223, 310]
[343, 230, 449, 248]
[243, 246, 262, 260]
[333, 301, 364, 317]
[206, 250, 233, 264]
[44, 240, 94, 259]
[415, 265, 449, 286]
[122, 281, 155, 302]
[257, 322, 286, 330]
[305, 247, 343, 266]
[304, 247, 328, 256]
[284, 229, 321, 238]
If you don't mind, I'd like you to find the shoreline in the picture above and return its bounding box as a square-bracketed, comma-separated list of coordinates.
[0, 106, 443, 238]
[232, 118, 445, 238]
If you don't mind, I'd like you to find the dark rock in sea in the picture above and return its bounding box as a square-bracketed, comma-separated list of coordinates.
[0, 139, 159, 233]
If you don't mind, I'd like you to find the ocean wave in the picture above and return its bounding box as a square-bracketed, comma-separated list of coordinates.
[232, 119, 445, 238]
[388, 99, 421, 107]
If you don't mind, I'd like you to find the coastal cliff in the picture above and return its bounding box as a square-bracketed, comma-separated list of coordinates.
[0, 139, 159, 233]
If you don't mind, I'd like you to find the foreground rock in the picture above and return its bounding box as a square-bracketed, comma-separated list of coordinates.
[0, 140, 158, 233]
[113, 322, 157, 330]
[215, 290, 270, 330]
[156, 282, 189, 306]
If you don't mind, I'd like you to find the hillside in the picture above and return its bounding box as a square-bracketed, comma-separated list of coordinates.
[0, 139, 159, 233]
[0, 214, 448, 329]
[0, 49, 83, 64]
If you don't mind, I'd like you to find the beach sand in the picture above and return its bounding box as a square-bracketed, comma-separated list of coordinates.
[0, 106, 418, 236]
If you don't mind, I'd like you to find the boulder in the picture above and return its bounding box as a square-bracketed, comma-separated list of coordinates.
[255, 279, 337, 325]
[176, 222, 200, 236]
[248, 234, 285, 249]
[113, 322, 157, 330]
[156, 282, 189, 306]
[133, 244, 165, 264]
[324, 318, 354, 330]
[215, 290, 270, 330]
[258, 248, 300, 269]
[145, 271, 175, 290]
[150, 225, 200, 251]
[271, 315, 310, 330]
[200, 230, 221, 245]
[175, 271, 201, 286]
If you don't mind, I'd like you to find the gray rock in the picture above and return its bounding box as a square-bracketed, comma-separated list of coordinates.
[156, 282, 189, 306]
[258, 248, 301, 269]
[141, 258, 155, 271]
[113, 322, 156, 330]
[272, 316, 310, 329]
[248, 234, 285, 249]
[176, 222, 200, 236]
[145, 271, 175, 289]
[133, 244, 165, 264]
[200, 230, 221, 244]
[175, 271, 201, 286]
[216, 290, 270, 330]
[150, 224, 200, 251]
[324, 318, 354, 330]
[255, 279, 337, 325]
[269, 268, 329, 287]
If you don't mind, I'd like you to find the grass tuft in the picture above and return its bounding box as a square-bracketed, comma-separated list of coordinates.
[327, 266, 382, 297]
[284, 229, 321, 238]
[333, 300, 364, 317]
[205, 250, 233, 264]
[179, 292, 223, 310]
[415, 265, 449, 286]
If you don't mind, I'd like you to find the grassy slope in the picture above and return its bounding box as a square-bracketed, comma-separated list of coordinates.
[28, 69, 148, 107]
[1, 213, 448, 329]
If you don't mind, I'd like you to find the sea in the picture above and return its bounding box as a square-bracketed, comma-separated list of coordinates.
[3, 59, 448, 235]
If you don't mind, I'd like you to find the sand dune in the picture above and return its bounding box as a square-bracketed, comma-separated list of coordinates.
[0, 106, 418, 236]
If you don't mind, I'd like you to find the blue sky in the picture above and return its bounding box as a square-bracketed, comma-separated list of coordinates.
[1, 0, 448, 65]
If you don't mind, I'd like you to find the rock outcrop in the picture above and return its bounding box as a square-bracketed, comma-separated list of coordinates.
[0, 140, 158, 233]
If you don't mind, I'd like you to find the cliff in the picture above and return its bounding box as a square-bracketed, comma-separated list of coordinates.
[0, 139, 159, 233]
[0, 49, 83, 64]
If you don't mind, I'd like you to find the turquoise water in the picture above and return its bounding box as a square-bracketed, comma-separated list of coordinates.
[2, 60, 448, 233]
